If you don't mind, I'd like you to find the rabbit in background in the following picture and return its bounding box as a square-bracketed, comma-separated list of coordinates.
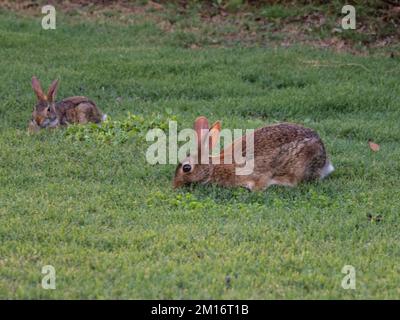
[28, 76, 106, 133]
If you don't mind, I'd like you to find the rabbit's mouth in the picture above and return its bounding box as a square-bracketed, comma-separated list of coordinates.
[41, 118, 59, 128]
[173, 179, 186, 189]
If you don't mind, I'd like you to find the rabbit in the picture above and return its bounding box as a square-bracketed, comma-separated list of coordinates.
[173, 116, 334, 191]
[28, 76, 106, 132]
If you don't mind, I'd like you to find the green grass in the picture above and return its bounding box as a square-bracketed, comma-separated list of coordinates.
[0, 9, 400, 299]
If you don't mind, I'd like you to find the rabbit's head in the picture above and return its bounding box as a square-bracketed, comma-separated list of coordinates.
[173, 116, 221, 188]
[30, 76, 59, 129]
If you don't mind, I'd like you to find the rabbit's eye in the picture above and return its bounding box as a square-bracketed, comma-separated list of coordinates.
[47, 106, 51, 112]
[182, 164, 192, 173]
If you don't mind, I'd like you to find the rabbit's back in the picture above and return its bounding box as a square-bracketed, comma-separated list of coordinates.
[254, 123, 320, 150]
[56, 96, 103, 124]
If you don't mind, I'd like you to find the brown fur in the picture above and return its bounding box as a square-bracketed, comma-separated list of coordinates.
[56, 97, 103, 125]
[173, 117, 332, 191]
[28, 76, 104, 132]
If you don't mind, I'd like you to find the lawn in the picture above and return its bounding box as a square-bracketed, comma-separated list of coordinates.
[0, 5, 399, 299]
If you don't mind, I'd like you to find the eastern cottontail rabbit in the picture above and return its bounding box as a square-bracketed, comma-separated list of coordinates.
[28, 76, 106, 132]
[173, 116, 334, 191]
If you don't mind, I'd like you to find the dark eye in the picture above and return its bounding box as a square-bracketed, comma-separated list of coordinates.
[47, 106, 51, 112]
[182, 164, 191, 173]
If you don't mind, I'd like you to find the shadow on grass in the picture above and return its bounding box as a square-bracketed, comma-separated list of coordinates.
[175, 177, 337, 207]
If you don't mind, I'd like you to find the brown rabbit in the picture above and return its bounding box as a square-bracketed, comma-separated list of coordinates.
[28, 76, 106, 132]
[173, 117, 334, 191]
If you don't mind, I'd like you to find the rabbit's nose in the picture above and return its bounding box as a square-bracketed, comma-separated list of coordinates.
[35, 116, 44, 126]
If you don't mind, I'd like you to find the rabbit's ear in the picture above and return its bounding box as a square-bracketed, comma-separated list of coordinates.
[194, 116, 209, 151]
[31, 76, 47, 101]
[207, 121, 221, 151]
[47, 79, 59, 103]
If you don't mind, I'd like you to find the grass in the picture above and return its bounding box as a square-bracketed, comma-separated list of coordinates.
[0, 7, 400, 299]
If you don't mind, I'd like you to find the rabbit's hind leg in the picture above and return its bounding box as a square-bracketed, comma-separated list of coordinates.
[76, 103, 93, 124]
[269, 176, 297, 188]
[242, 175, 274, 191]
